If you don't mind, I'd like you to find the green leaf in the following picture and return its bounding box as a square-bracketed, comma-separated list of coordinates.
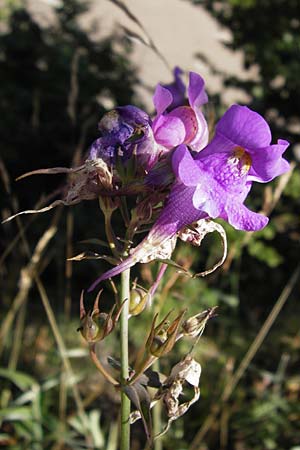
[0, 368, 37, 391]
[0, 406, 33, 421]
[88, 410, 104, 448]
[79, 239, 110, 248]
[68, 414, 86, 435]
[248, 241, 283, 267]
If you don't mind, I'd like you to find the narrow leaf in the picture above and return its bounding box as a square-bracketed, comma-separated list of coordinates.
[123, 382, 152, 444]
[0, 369, 37, 391]
[68, 252, 119, 265]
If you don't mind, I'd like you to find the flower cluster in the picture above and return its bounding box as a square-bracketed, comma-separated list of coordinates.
[4, 67, 290, 286]
[88, 68, 290, 289]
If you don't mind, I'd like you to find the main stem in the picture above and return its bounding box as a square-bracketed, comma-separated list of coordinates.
[120, 268, 131, 450]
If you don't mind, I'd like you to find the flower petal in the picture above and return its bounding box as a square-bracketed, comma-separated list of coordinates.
[172, 145, 202, 186]
[188, 72, 208, 108]
[195, 133, 234, 160]
[153, 84, 173, 116]
[193, 181, 222, 218]
[163, 66, 186, 110]
[89, 137, 115, 164]
[153, 115, 186, 148]
[225, 202, 269, 231]
[149, 183, 205, 243]
[248, 139, 290, 182]
[88, 254, 138, 291]
[188, 109, 209, 151]
[216, 105, 272, 148]
[168, 106, 198, 143]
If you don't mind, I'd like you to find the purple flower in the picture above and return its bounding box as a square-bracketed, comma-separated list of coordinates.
[89, 105, 160, 171]
[88, 104, 290, 290]
[156, 104, 289, 235]
[152, 71, 209, 152]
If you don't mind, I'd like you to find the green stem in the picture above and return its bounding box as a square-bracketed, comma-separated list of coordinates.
[120, 268, 131, 450]
[152, 361, 163, 450]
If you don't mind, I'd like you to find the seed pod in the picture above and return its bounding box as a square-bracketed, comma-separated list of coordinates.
[150, 325, 169, 357]
[80, 311, 112, 343]
[146, 310, 186, 358]
[182, 306, 218, 338]
[129, 288, 150, 316]
[78, 290, 125, 343]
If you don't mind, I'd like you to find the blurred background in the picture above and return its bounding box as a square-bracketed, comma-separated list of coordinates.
[0, 0, 299, 449]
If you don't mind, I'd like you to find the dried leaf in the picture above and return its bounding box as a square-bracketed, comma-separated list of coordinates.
[138, 235, 177, 263]
[178, 219, 228, 277]
[2, 159, 114, 224]
[16, 165, 85, 180]
[153, 355, 202, 438]
[167, 355, 201, 388]
[156, 387, 200, 439]
[2, 200, 69, 224]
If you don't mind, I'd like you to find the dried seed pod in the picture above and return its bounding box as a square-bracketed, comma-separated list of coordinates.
[181, 306, 218, 338]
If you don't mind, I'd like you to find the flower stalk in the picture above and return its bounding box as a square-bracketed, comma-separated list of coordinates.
[120, 268, 131, 450]
[89, 343, 118, 386]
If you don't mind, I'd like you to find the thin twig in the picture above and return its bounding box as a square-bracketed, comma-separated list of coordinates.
[0, 220, 59, 355]
[67, 47, 86, 125]
[108, 0, 171, 71]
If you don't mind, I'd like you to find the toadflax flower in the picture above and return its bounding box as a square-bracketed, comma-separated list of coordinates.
[152, 70, 209, 152]
[89, 104, 290, 290]
[89, 105, 160, 171]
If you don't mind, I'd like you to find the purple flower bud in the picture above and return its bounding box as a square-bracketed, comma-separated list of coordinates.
[88, 105, 161, 172]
